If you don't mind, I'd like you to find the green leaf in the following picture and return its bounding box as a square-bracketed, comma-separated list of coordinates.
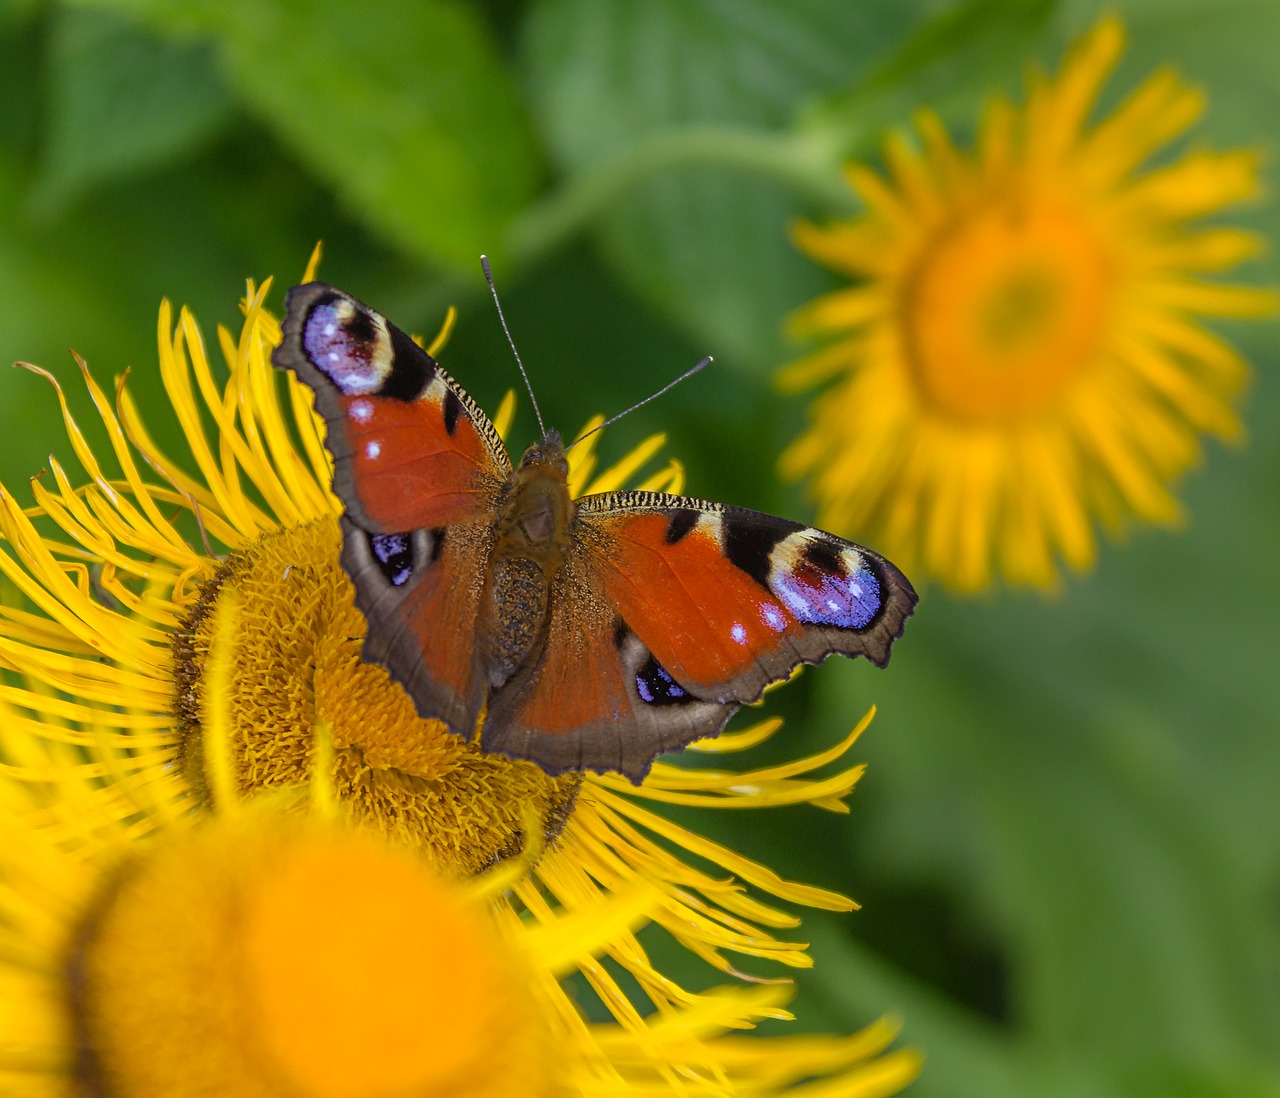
[795, 917, 1110, 1098]
[0, 112, 406, 491]
[0, 6, 41, 160]
[1122, 1061, 1280, 1098]
[91, 0, 539, 270]
[32, 6, 234, 216]
[0, 0, 43, 22]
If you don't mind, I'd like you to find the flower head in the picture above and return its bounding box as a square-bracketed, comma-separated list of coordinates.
[0, 770, 920, 1097]
[783, 17, 1277, 592]
[0, 261, 891, 1027]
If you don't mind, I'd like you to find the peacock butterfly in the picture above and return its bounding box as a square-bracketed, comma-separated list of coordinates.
[272, 282, 916, 782]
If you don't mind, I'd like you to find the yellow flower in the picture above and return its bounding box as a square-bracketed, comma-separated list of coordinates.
[0, 261, 885, 1025]
[0, 727, 919, 1097]
[782, 17, 1277, 593]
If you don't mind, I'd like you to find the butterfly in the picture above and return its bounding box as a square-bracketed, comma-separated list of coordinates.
[272, 282, 917, 782]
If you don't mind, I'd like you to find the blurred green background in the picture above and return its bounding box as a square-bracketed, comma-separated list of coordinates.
[2, 0, 1278, 1094]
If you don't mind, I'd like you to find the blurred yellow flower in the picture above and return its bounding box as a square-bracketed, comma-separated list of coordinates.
[0, 776, 919, 1096]
[0, 265, 890, 1029]
[783, 17, 1277, 592]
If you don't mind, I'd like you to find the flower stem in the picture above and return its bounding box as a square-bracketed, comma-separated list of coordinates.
[505, 124, 853, 268]
[395, 123, 856, 323]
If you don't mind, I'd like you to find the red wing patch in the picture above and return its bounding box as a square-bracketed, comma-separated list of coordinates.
[594, 512, 803, 694]
[337, 390, 498, 531]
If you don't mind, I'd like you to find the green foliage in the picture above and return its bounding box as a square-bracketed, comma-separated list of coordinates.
[88, 0, 539, 267]
[2, 1, 1279, 1096]
[33, 7, 234, 215]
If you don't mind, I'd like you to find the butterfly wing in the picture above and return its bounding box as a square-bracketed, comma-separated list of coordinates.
[481, 533, 731, 778]
[273, 282, 512, 734]
[482, 491, 916, 781]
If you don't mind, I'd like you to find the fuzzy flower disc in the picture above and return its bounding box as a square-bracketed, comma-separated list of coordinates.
[172, 518, 580, 876]
[70, 821, 554, 1098]
[906, 183, 1113, 419]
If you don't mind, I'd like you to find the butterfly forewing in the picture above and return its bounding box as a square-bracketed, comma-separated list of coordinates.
[275, 282, 511, 532]
[582, 493, 913, 696]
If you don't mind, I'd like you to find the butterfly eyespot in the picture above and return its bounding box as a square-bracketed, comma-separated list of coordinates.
[368, 532, 414, 587]
[303, 300, 388, 396]
[635, 655, 690, 706]
[770, 537, 882, 631]
[301, 292, 438, 404]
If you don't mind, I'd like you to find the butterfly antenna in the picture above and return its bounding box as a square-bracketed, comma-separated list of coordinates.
[481, 255, 546, 437]
[567, 355, 712, 452]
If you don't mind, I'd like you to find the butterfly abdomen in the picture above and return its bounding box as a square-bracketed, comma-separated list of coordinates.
[483, 558, 546, 688]
[478, 434, 576, 690]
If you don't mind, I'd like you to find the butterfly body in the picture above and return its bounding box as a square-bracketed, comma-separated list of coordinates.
[479, 433, 573, 690]
[274, 282, 917, 781]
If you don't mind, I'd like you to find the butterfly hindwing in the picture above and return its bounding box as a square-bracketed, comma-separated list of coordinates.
[339, 516, 491, 735]
[481, 538, 731, 778]
[274, 282, 510, 734]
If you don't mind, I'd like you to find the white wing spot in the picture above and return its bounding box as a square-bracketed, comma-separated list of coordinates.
[730, 622, 748, 645]
[365, 440, 382, 460]
[760, 602, 786, 632]
[349, 399, 373, 423]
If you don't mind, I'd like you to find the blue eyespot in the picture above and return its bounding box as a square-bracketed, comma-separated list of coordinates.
[773, 556, 881, 631]
[369, 532, 413, 587]
[636, 656, 688, 705]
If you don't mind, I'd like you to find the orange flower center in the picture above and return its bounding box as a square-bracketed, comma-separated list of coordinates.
[902, 180, 1115, 420]
[68, 821, 557, 1097]
[172, 519, 580, 876]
